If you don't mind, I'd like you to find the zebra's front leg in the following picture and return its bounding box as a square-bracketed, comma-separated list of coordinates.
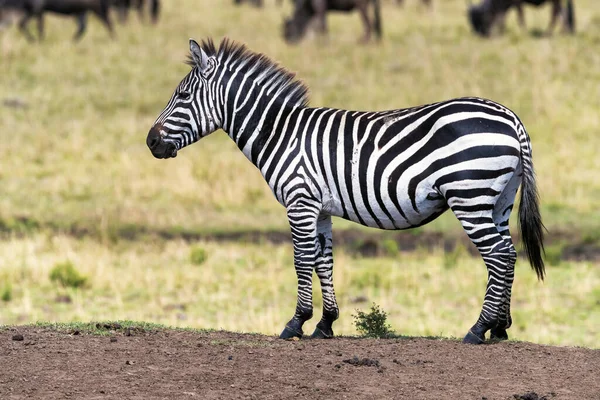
[311, 215, 339, 339]
[279, 205, 320, 339]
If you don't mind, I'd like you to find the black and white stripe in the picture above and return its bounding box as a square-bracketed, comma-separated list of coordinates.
[147, 38, 545, 344]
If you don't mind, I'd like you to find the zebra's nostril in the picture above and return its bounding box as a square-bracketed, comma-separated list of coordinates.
[149, 137, 160, 149]
[147, 127, 163, 151]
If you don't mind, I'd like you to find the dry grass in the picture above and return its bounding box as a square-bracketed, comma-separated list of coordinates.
[0, 0, 599, 347]
[0, 234, 598, 348]
[1, 0, 599, 234]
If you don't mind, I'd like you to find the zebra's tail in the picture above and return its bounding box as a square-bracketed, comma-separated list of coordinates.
[372, 0, 382, 39]
[518, 124, 546, 281]
[565, 0, 575, 34]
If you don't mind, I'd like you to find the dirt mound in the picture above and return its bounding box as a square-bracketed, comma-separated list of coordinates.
[1, 327, 598, 399]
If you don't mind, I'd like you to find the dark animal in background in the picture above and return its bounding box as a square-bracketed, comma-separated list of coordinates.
[113, 0, 159, 24]
[284, 0, 382, 43]
[468, 0, 574, 37]
[0, 0, 114, 41]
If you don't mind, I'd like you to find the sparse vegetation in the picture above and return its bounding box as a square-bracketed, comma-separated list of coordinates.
[353, 303, 394, 338]
[49, 261, 88, 289]
[381, 239, 400, 257]
[190, 246, 208, 265]
[1, 282, 12, 302]
[0, 232, 597, 347]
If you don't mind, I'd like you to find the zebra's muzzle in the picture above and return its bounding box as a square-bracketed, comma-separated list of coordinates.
[147, 126, 178, 159]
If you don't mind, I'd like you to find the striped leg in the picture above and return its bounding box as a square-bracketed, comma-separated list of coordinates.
[279, 203, 320, 339]
[311, 215, 339, 339]
[489, 172, 521, 341]
[458, 210, 511, 344]
[489, 237, 516, 341]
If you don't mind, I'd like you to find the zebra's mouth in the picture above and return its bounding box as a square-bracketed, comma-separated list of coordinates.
[156, 144, 177, 159]
[148, 141, 178, 159]
[147, 126, 178, 159]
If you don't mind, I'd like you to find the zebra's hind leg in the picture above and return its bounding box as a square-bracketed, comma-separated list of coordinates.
[279, 203, 321, 340]
[489, 172, 521, 341]
[311, 215, 339, 339]
[449, 201, 512, 344]
[461, 216, 511, 344]
[488, 236, 516, 342]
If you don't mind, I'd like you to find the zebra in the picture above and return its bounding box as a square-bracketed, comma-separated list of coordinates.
[147, 38, 545, 344]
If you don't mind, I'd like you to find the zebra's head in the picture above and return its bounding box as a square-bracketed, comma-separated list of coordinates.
[147, 39, 220, 159]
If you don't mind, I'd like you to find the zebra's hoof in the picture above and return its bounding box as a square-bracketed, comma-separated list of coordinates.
[311, 327, 334, 339]
[462, 330, 485, 345]
[490, 328, 509, 341]
[279, 325, 303, 340]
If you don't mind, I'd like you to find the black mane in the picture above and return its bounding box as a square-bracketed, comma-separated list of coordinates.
[187, 37, 309, 108]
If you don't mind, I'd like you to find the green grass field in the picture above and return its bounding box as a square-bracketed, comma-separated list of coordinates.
[1, 234, 598, 347]
[1, 0, 599, 347]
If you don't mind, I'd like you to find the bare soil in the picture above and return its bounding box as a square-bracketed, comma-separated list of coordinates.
[1, 326, 599, 400]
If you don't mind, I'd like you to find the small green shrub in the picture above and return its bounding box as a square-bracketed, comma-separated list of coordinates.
[353, 303, 393, 338]
[190, 246, 208, 265]
[381, 239, 399, 257]
[1, 282, 12, 302]
[49, 261, 87, 289]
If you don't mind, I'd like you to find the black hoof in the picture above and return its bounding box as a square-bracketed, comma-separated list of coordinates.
[490, 328, 509, 341]
[311, 327, 333, 339]
[279, 325, 303, 340]
[463, 330, 485, 345]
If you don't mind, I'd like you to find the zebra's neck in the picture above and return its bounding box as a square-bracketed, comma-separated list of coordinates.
[220, 75, 301, 168]
[203, 40, 308, 168]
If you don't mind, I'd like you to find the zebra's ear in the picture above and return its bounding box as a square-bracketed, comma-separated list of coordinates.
[189, 39, 210, 73]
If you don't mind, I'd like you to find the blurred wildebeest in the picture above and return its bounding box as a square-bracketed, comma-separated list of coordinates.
[112, 0, 159, 24]
[283, 0, 382, 43]
[468, 0, 574, 37]
[0, 0, 114, 41]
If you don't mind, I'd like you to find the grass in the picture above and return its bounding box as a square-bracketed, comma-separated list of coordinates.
[30, 320, 182, 335]
[0, 0, 599, 235]
[1, 1, 599, 349]
[0, 233, 598, 348]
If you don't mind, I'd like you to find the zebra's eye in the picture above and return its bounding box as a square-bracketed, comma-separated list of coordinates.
[178, 91, 191, 100]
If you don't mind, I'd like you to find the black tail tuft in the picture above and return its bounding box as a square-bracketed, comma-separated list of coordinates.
[519, 163, 546, 280]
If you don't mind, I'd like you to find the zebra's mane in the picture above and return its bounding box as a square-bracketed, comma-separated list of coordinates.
[187, 38, 309, 108]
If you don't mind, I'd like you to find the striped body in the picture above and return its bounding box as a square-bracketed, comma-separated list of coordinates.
[147, 38, 545, 343]
[231, 100, 523, 231]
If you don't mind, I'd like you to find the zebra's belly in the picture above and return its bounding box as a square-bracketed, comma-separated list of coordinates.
[323, 183, 447, 230]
